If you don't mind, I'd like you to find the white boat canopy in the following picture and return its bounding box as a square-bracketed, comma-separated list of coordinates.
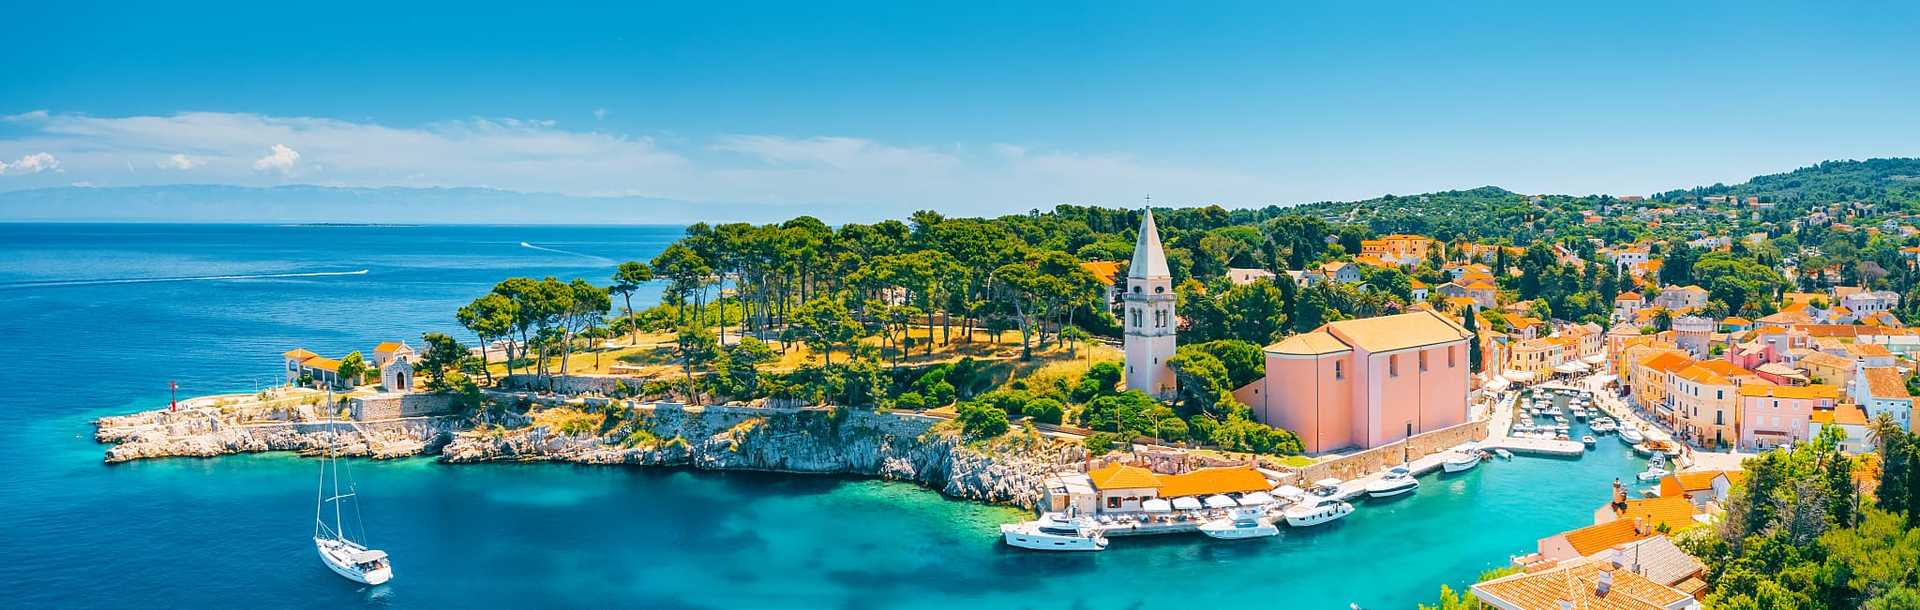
[1313, 478, 1343, 488]
[1204, 494, 1238, 509]
[1141, 498, 1173, 513]
[1273, 485, 1306, 499]
[349, 549, 388, 563]
[1171, 497, 1204, 511]
[1237, 491, 1276, 506]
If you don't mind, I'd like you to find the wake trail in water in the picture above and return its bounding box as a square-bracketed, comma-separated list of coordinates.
[520, 241, 616, 264]
[0, 269, 370, 289]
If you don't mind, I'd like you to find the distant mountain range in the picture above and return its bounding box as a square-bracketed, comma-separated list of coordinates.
[3, 158, 1916, 224]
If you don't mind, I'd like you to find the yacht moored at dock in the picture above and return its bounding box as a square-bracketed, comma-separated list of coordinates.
[1001, 513, 1108, 551]
[1283, 498, 1354, 527]
[1199, 507, 1280, 540]
[1364, 466, 1420, 498]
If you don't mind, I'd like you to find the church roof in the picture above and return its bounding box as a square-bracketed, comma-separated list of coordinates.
[1128, 209, 1171, 279]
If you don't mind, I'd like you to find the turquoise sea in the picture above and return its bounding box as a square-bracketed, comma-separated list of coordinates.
[0, 223, 1656, 609]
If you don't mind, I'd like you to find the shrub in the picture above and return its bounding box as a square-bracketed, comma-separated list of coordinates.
[1083, 432, 1121, 455]
[895, 391, 927, 410]
[1022, 398, 1065, 425]
[955, 401, 1010, 440]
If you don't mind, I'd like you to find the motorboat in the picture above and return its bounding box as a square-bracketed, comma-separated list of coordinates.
[1001, 512, 1109, 551]
[1493, 448, 1514, 460]
[1283, 498, 1355, 527]
[1636, 465, 1672, 481]
[1582, 435, 1597, 446]
[1365, 466, 1420, 498]
[315, 390, 393, 586]
[1619, 426, 1645, 444]
[1443, 449, 1482, 473]
[1200, 507, 1281, 540]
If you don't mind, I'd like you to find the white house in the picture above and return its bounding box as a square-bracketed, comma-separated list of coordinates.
[1226, 267, 1277, 286]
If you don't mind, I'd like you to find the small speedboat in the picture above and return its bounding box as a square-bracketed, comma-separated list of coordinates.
[1636, 466, 1671, 481]
[1493, 448, 1513, 460]
[1001, 513, 1109, 551]
[1200, 507, 1280, 540]
[1582, 435, 1597, 446]
[1283, 498, 1354, 527]
[1444, 450, 1482, 473]
[1365, 466, 1420, 498]
[1620, 427, 1645, 444]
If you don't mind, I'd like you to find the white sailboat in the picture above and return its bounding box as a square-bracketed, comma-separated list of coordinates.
[314, 393, 393, 585]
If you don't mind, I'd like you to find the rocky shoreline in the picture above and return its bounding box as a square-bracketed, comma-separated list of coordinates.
[94, 400, 1082, 509]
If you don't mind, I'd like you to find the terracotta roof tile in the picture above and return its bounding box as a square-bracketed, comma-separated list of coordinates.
[1156, 467, 1271, 498]
[1086, 463, 1160, 490]
[1473, 555, 1692, 610]
[1563, 518, 1652, 557]
[1862, 367, 1911, 399]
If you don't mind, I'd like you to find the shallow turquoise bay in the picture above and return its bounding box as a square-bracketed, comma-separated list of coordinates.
[0, 224, 1651, 608]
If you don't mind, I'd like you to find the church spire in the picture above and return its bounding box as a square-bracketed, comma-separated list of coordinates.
[1128, 208, 1170, 279]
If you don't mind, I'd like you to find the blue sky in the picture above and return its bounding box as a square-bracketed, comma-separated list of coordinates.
[3, 1, 1918, 219]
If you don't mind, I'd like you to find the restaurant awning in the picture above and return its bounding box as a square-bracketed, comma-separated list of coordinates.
[1204, 494, 1239, 509]
[1504, 371, 1537, 382]
[1237, 491, 1276, 506]
[1171, 497, 1204, 510]
[1582, 354, 1607, 364]
[1554, 361, 1590, 374]
[1483, 376, 1513, 391]
[1141, 498, 1173, 513]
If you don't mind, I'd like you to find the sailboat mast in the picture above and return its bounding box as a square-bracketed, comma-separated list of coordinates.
[330, 391, 344, 539]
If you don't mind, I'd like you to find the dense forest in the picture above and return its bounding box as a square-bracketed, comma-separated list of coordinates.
[1657, 158, 1920, 209]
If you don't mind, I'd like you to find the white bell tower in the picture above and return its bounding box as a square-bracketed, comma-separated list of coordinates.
[1123, 208, 1176, 399]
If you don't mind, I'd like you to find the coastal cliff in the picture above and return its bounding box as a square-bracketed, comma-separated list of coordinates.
[95, 399, 1081, 509]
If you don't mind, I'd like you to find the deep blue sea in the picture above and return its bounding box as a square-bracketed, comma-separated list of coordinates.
[0, 223, 1654, 609]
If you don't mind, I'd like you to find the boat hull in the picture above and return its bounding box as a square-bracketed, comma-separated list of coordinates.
[1199, 521, 1280, 540]
[1442, 456, 1480, 473]
[1000, 525, 1107, 551]
[316, 538, 392, 585]
[1283, 503, 1354, 527]
[1366, 481, 1418, 498]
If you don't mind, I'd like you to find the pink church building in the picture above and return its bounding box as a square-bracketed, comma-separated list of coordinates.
[1245, 310, 1473, 453]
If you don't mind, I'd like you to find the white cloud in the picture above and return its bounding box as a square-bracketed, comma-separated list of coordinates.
[0, 152, 60, 175]
[252, 144, 301, 173]
[712, 135, 959, 172]
[593, 108, 608, 120]
[159, 153, 204, 170]
[0, 110, 1283, 216]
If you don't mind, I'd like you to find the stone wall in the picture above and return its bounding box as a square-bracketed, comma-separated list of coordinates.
[500, 373, 635, 395]
[1290, 418, 1491, 483]
[350, 392, 457, 420]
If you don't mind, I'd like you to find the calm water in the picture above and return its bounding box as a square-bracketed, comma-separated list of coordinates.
[0, 223, 1654, 609]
